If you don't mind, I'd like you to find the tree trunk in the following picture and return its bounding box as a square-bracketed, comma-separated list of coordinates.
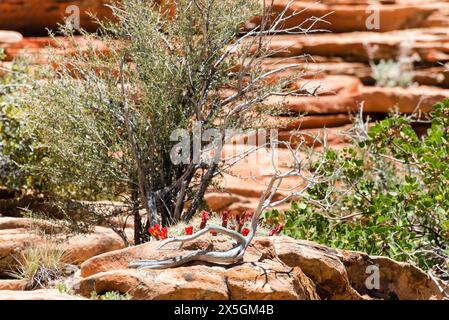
[131, 186, 143, 244]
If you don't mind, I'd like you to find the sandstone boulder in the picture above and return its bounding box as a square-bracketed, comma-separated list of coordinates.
[0, 229, 44, 275]
[76, 237, 319, 300]
[273, 237, 447, 300]
[62, 227, 132, 265]
[273, 237, 363, 300]
[0, 30, 22, 48]
[76, 235, 445, 300]
[0, 217, 132, 274]
[0, 289, 86, 300]
[77, 267, 229, 300]
[0, 279, 26, 291]
[339, 251, 447, 300]
[225, 262, 318, 300]
[204, 193, 242, 212]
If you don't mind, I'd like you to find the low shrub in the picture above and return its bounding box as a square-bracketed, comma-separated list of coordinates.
[264, 100, 449, 279]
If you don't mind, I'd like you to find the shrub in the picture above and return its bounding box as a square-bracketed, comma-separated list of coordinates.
[0, 54, 42, 190]
[25, 0, 297, 244]
[371, 59, 416, 88]
[366, 40, 419, 88]
[90, 291, 132, 300]
[265, 100, 449, 279]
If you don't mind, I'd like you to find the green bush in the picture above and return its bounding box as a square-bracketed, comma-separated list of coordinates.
[90, 291, 132, 300]
[24, 0, 289, 244]
[0, 54, 43, 190]
[264, 100, 449, 278]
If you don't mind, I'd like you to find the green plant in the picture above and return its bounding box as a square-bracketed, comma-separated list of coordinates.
[366, 40, 419, 88]
[371, 59, 416, 88]
[0, 55, 43, 190]
[90, 291, 132, 300]
[265, 100, 449, 279]
[56, 281, 68, 294]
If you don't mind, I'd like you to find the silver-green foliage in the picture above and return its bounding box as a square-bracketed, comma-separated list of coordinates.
[371, 59, 416, 88]
[0, 52, 41, 190]
[26, 0, 283, 243]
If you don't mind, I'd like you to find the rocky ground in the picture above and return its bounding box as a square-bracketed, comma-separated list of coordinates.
[0, 216, 447, 300]
[1, 0, 449, 299]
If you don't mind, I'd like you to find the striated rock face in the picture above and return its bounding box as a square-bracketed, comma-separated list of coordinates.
[262, 28, 449, 63]
[72, 235, 445, 300]
[248, 1, 438, 33]
[0, 0, 113, 35]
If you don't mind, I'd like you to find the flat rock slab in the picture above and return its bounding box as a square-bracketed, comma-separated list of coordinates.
[0, 289, 86, 300]
[261, 28, 449, 63]
[0, 30, 22, 45]
[0, 0, 112, 35]
[0, 279, 26, 291]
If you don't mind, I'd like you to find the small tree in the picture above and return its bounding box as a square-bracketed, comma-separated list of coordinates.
[26, 0, 313, 245]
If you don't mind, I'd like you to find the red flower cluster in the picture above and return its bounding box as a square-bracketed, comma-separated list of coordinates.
[185, 226, 194, 235]
[183, 210, 253, 237]
[269, 224, 284, 236]
[148, 224, 168, 240]
[221, 211, 229, 228]
[200, 210, 209, 230]
[235, 211, 253, 233]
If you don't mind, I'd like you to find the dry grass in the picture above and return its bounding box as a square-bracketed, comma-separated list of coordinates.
[11, 241, 67, 290]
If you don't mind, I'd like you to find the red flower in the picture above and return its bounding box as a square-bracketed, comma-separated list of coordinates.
[235, 212, 246, 233]
[236, 213, 244, 226]
[200, 210, 209, 229]
[241, 227, 250, 236]
[158, 227, 168, 240]
[221, 211, 229, 228]
[269, 224, 284, 236]
[148, 224, 160, 237]
[201, 210, 209, 220]
[148, 224, 168, 240]
[185, 226, 194, 235]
